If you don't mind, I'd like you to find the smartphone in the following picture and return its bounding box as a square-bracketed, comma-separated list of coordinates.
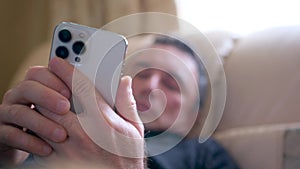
[49, 22, 127, 110]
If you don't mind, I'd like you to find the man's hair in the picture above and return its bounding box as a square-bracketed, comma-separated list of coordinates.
[153, 35, 208, 108]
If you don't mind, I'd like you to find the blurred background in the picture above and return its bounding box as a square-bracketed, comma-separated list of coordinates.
[0, 0, 178, 101]
[176, 0, 299, 35]
[0, 0, 299, 100]
[1, 1, 300, 169]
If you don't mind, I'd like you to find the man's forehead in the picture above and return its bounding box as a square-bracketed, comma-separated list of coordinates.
[125, 47, 198, 84]
[129, 48, 187, 70]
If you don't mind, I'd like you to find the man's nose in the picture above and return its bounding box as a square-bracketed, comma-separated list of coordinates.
[147, 74, 160, 90]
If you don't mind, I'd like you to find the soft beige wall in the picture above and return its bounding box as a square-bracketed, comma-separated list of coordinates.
[0, 0, 51, 101]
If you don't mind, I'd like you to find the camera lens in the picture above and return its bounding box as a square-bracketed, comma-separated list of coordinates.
[55, 46, 69, 59]
[72, 41, 86, 55]
[75, 57, 81, 62]
[58, 29, 72, 43]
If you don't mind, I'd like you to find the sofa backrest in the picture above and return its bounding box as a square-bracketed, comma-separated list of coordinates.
[218, 25, 300, 131]
[214, 25, 300, 169]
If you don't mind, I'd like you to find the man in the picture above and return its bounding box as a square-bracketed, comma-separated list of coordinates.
[0, 35, 238, 169]
[126, 35, 239, 169]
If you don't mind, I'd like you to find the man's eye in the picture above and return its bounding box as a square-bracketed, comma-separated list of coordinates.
[136, 70, 151, 79]
[163, 78, 179, 91]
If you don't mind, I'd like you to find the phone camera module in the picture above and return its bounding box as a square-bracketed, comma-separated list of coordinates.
[72, 41, 86, 55]
[75, 57, 81, 63]
[56, 46, 69, 59]
[58, 29, 72, 43]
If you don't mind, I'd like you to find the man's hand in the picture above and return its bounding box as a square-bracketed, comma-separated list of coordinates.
[0, 64, 70, 167]
[31, 57, 145, 169]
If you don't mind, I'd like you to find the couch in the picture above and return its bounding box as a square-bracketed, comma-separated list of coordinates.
[212, 25, 300, 169]
[9, 25, 300, 169]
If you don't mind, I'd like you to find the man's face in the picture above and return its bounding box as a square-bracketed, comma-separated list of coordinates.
[124, 44, 200, 135]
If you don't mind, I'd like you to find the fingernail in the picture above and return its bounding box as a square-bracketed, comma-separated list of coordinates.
[52, 128, 66, 142]
[56, 100, 70, 113]
[42, 146, 52, 155]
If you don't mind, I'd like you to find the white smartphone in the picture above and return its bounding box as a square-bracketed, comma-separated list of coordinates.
[49, 22, 127, 110]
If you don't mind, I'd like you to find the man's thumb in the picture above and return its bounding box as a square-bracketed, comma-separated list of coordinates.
[115, 76, 144, 136]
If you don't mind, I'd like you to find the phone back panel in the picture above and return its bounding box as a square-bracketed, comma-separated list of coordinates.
[50, 22, 127, 108]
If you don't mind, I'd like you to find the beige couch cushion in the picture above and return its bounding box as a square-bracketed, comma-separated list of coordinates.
[215, 123, 300, 169]
[218, 26, 300, 131]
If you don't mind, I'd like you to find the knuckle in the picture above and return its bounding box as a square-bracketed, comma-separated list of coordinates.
[0, 104, 4, 113]
[1, 128, 14, 144]
[16, 81, 34, 94]
[128, 102, 137, 112]
[6, 105, 23, 123]
[24, 80, 37, 88]
[25, 66, 46, 80]
[2, 89, 14, 103]
[0, 105, 9, 123]
[57, 116, 75, 132]
[18, 81, 51, 102]
[0, 129, 10, 144]
[0, 126, 19, 147]
[3, 82, 34, 104]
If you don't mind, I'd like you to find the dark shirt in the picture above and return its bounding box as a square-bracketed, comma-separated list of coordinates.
[145, 131, 239, 169]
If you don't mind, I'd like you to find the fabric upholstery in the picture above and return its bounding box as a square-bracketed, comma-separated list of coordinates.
[214, 26, 300, 169]
[218, 26, 300, 131]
